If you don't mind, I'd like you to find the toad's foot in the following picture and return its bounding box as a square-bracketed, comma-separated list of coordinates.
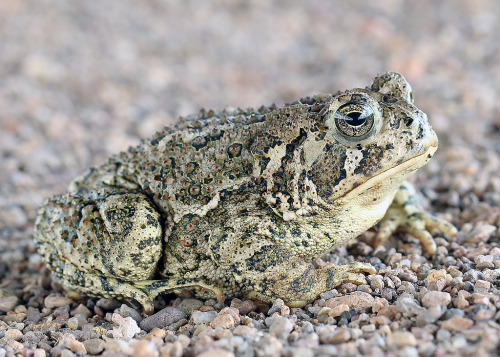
[135, 279, 225, 314]
[285, 262, 376, 308]
[65, 274, 225, 315]
[374, 182, 457, 255]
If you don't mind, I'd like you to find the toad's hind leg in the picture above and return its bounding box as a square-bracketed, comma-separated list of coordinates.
[61, 267, 224, 314]
[34, 190, 164, 310]
[57, 262, 159, 313]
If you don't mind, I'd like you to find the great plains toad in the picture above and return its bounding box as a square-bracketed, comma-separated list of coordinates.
[34, 72, 457, 313]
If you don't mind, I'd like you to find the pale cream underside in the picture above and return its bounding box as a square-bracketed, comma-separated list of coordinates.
[337, 145, 437, 205]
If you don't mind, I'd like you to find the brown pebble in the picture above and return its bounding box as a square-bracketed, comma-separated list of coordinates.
[210, 313, 235, 329]
[71, 304, 92, 318]
[328, 304, 349, 317]
[220, 307, 241, 324]
[213, 328, 233, 340]
[328, 329, 351, 344]
[233, 325, 254, 335]
[230, 299, 257, 315]
[199, 305, 215, 312]
[454, 290, 470, 309]
[325, 291, 374, 310]
[68, 340, 86, 353]
[143, 327, 167, 340]
[371, 298, 389, 313]
[441, 315, 474, 331]
[472, 293, 490, 305]
[474, 279, 491, 291]
[44, 294, 72, 309]
[387, 331, 417, 347]
[426, 269, 447, 291]
[14, 305, 26, 313]
[5, 328, 23, 341]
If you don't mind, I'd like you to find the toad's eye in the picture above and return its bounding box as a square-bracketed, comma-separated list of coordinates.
[334, 101, 375, 138]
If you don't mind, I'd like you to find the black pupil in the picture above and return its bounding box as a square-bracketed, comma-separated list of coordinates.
[346, 111, 366, 126]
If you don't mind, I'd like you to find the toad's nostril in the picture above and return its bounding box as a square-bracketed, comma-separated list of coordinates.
[403, 116, 414, 127]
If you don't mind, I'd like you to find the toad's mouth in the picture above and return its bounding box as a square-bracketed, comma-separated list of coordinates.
[337, 145, 438, 204]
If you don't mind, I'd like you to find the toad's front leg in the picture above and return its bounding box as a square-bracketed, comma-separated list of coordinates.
[212, 233, 375, 307]
[374, 181, 457, 254]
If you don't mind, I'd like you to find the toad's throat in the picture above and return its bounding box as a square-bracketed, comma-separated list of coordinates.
[337, 145, 438, 204]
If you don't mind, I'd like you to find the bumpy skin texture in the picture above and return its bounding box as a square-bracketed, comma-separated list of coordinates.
[34, 72, 456, 312]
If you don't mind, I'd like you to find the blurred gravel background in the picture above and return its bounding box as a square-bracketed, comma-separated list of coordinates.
[1, 1, 500, 356]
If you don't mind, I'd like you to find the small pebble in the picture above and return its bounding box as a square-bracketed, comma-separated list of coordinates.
[472, 293, 490, 305]
[83, 339, 105, 355]
[269, 316, 293, 339]
[133, 340, 159, 357]
[474, 279, 491, 291]
[5, 329, 23, 341]
[474, 255, 495, 269]
[67, 317, 79, 330]
[395, 294, 423, 316]
[426, 269, 447, 291]
[0, 296, 19, 312]
[230, 299, 257, 315]
[416, 306, 443, 326]
[139, 307, 186, 332]
[192, 310, 218, 325]
[328, 303, 349, 317]
[421, 291, 451, 308]
[44, 294, 72, 309]
[95, 298, 121, 311]
[143, 327, 167, 340]
[112, 315, 140, 339]
[60, 350, 74, 357]
[210, 313, 235, 329]
[268, 299, 290, 316]
[370, 315, 391, 325]
[466, 224, 496, 243]
[473, 308, 495, 321]
[33, 349, 46, 357]
[119, 304, 143, 323]
[443, 308, 465, 320]
[325, 291, 374, 310]
[105, 338, 134, 355]
[441, 315, 474, 331]
[328, 329, 351, 344]
[387, 331, 417, 347]
[67, 340, 86, 354]
[72, 304, 92, 318]
[177, 299, 203, 315]
[233, 325, 254, 336]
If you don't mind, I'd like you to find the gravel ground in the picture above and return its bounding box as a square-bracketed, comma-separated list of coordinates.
[1, 1, 500, 356]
